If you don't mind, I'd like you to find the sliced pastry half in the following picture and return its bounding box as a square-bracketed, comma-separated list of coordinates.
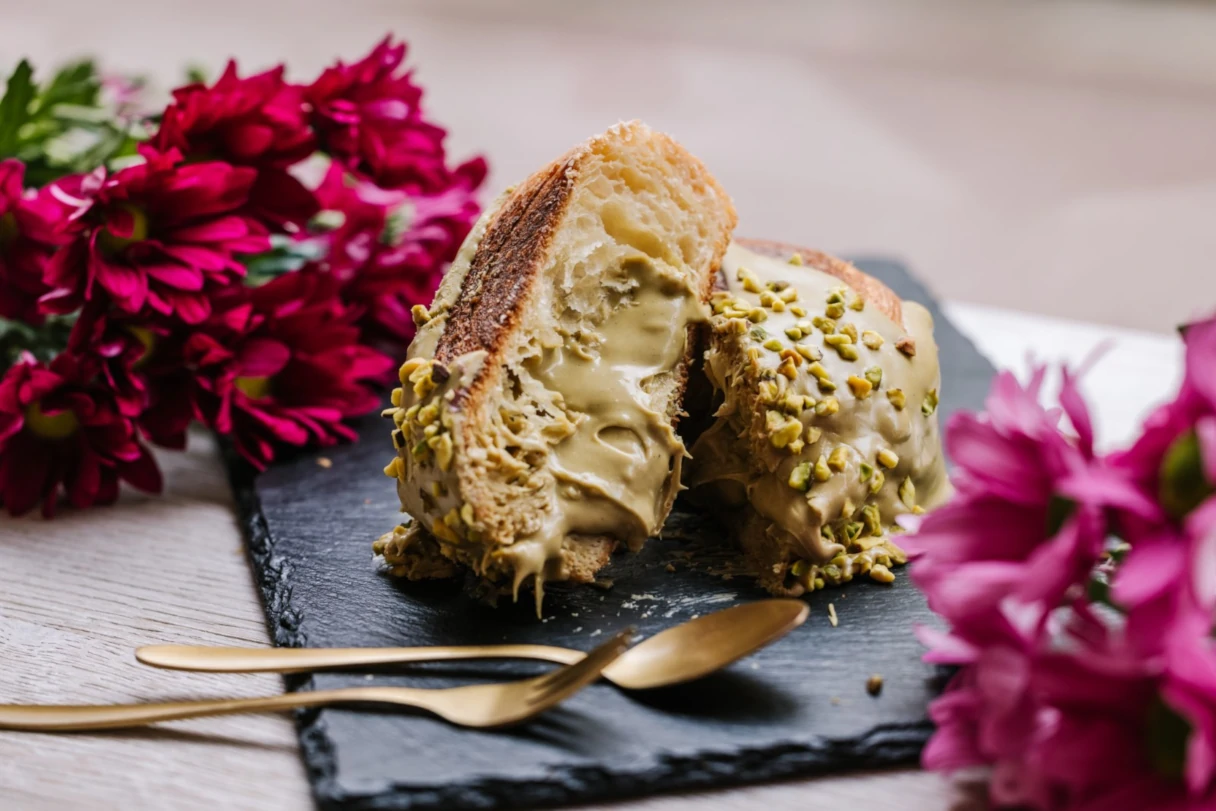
[688, 240, 949, 596]
[379, 122, 737, 607]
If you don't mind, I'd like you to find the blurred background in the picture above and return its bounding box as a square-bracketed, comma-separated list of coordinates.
[4, 0, 1214, 333]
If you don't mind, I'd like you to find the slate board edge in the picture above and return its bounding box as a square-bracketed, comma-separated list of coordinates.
[226, 443, 932, 811]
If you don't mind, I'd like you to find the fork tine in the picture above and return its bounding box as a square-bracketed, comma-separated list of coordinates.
[525, 629, 633, 707]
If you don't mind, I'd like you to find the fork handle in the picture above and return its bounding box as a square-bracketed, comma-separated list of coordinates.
[136, 644, 583, 673]
[0, 688, 421, 731]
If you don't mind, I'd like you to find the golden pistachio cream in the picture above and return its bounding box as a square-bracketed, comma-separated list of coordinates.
[688, 243, 948, 593]
[384, 205, 706, 607]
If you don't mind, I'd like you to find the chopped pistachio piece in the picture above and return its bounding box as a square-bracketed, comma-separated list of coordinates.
[784, 326, 804, 341]
[864, 366, 883, 388]
[922, 388, 939, 416]
[766, 409, 786, 432]
[811, 316, 836, 334]
[899, 476, 916, 509]
[779, 287, 799, 303]
[789, 253, 804, 266]
[861, 330, 884, 350]
[896, 336, 916, 357]
[844, 521, 863, 542]
[410, 304, 431, 325]
[726, 317, 749, 334]
[460, 503, 476, 526]
[824, 333, 853, 347]
[428, 433, 455, 471]
[417, 403, 440, 426]
[814, 396, 840, 416]
[839, 323, 859, 343]
[826, 287, 848, 305]
[827, 446, 849, 472]
[771, 298, 786, 313]
[825, 301, 845, 319]
[788, 462, 813, 491]
[869, 468, 886, 494]
[861, 503, 882, 535]
[759, 291, 778, 308]
[821, 524, 837, 542]
[877, 448, 899, 469]
[808, 361, 831, 381]
[887, 388, 906, 410]
[859, 461, 874, 482]
[789, 305, 807, 317]
[841, 497, 857, 519]
[781, 392, 806, 415]
[758, 380, 780, 404]
[748, 308, 768, 323]
[788, 438, 805, 455]
[794, 343, 822, 363]
[750, 326, 768, 341]
[805, 425, 823, 444]
[390, 388, 403, 408]
[767, 280, 789, 292]
[763, 337, 784, 352]
[814, 454, 833, 482]
[777, 358, 798, 380]
[383, 457, 403, 478]
[836, 345, 860, 362]
[771, 417, 803, 448]
[869, 564, 895, 584]
[780, 347, 804, 366]
[847, 375, 873, 399]
[849, 296, 865, 312]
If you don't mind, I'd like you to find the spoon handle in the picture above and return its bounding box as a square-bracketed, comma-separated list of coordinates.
[0, 688, 384, 731]
[136, 643, 583, 674]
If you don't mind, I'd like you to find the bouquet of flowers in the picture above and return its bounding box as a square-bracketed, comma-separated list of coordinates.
[905, 316, 1216, 809]
[0, 38, 486, 517]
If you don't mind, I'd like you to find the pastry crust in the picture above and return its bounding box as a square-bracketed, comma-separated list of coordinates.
[382, 121, 737, 600]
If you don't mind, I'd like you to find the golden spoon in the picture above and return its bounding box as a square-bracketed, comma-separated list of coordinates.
[136, 599, 808, 691]
[0, 631, 631, 732]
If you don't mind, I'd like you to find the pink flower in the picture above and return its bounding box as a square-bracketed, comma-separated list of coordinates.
[1110, 315, 1216, 652]
[904, 366, 1154, 619]
[304, 37, 487, 193]
[0, 159, 66, 325]
[184, 272, 391, 469]
[0, 351, 161, 517]
[151, 62, 318, 228]
[307, 161, 483, 349]
[39, 150, 270, 324]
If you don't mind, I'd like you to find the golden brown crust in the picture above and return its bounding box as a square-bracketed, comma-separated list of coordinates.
[735, 238, 903, 327]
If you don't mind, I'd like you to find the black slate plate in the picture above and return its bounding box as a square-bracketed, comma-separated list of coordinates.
[229, 257, 995, 811]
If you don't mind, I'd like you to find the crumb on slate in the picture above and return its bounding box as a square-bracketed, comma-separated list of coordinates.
[316, 456, 333, 468]
[828, 602, 839, 627]
[867, 674, 884, 696]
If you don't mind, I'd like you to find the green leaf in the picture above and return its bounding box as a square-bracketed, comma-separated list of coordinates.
[0, 60, 36, 155]
[33, 60, 100, 115]
[242, 235, 328, 284]
[0, 315, 76, 369]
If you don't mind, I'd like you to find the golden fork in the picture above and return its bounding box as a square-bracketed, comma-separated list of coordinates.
[0, 630, 631, 732]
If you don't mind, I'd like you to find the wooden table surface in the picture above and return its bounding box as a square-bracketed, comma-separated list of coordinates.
[0, 302, 1181, 810]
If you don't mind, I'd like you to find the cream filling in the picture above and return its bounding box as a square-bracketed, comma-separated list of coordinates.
[498, 257, 706, 607]
[688, 243, 949, 568]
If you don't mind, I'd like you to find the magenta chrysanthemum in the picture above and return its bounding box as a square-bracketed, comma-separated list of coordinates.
[909, 326, 1216, 810]
[39, 150, 270, 324]
[0, 351, 161, 517]
[307, 160, 484, 348]
[151, 62, 318, 228]
[304, 36, 486, 194]
[184, 272, 391, 469]
[0, 159, 66, 325]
